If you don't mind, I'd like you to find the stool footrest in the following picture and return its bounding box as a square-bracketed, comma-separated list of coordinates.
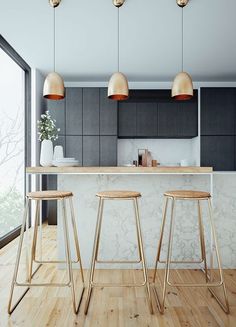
[158, 259, 204, 264]
[91, 281, 146, 288]
[34, 259, 80, 264]
[166, 280, 223, 287]
[96, 259, 142, 264]
[15, 281, 71, 287]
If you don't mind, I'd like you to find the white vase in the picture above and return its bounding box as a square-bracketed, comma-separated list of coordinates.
[40, 139, 53, 166]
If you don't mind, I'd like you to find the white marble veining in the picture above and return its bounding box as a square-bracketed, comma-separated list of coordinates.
[57, 173, 236, 269]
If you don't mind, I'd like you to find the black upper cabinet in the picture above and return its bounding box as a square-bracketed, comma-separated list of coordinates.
[118, 102, 136, 137]
[118, 92, 198, 139]
[136, 103, 158, 137]
[66, 87, 82, 135]
[201, 88, 236, 135]
[201, 136, 235, 171]
[100, 88, 117, 135]
[83, 88, 99, 135]
[158, 102, 198, 138]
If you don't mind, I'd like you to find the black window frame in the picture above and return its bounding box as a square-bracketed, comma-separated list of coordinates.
[0, 35, 31, 249]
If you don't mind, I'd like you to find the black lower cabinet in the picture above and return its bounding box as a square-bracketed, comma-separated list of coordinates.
[201, 136, 235, 171]
[83, 136, 100, 166]
[100, 136, 117, 166]
[66, 135, 82, 164]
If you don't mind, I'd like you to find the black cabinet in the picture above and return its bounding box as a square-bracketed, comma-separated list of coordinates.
[201, 88, 236, 135]
[136, 103, 158, 137]
[66, 87, 82, 135]
[66, 136, 82, 164]
[100, 136, 117, 166]
[158, 102, 198, 138]
[118, 102, 136, 137]
[83, 136, 100, 166]
[200, 87, 236, 171]
[118, 99, 198, 138]
[201, 136, 235, 171]
[83, 88, 99, 135]
[100, 88, 117, 135]
[46, 98, 65, 135]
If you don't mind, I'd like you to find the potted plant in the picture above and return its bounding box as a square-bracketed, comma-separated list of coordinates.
[37, 111, 60, 166]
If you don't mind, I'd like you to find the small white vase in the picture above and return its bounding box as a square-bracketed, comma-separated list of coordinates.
[40, 139, 53, 166]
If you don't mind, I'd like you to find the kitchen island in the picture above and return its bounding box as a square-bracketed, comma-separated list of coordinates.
[26, 166, 236, 268]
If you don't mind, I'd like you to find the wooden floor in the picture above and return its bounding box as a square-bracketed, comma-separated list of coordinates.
[1, 225, 236, 327]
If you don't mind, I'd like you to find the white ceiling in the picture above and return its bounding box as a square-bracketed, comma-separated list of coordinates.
[1, 0, 236, 82]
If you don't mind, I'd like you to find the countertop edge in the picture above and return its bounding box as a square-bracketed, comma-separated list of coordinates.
[26, 166, 213, 174]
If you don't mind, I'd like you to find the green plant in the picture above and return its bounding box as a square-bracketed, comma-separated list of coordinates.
[37, 111, 60, 141]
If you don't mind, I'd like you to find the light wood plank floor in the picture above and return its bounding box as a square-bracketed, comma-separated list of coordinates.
[0, 225, 236, 327]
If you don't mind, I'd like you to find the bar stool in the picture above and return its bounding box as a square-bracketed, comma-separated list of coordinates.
[84, 190, 153, 314]
[8, 190, 84, 314]
[153, 190, 229, 314]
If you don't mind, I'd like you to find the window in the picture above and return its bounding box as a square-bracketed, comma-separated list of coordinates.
[0, 36, 31, 248]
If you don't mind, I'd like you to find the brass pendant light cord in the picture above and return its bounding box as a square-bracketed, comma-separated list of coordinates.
[181, 7, 184, 72]
[53, 7, 56, 72]
[118, 8, 120, 72]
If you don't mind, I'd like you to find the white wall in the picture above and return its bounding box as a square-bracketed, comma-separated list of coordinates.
[31, 69, 45, 166]
[31, 69, 45, 225]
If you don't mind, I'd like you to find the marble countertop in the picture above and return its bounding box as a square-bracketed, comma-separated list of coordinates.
[26, 166, 213, 174]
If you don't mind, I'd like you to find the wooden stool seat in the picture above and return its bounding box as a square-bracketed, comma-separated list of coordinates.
[27, 190, 73, 199]
[164, 190, 211, 199]
[96, 190, 141, 199]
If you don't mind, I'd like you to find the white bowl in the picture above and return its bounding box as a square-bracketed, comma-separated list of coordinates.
[52, 160, 79, 167]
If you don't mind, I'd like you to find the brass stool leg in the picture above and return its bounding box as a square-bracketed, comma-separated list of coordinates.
[68, 197, 85, 304]
[84, 198, 104, 315]
[153, 198, 176, 314]
[153, 197, 169, 283]
[205, 199, 230, 314]
[69, 197, 84, 282]
[62, 198, 83, 314]
[197, 200, 208, 282]
[134, 198, 153, 314]
[28, 200, 40, 283]
[8, 199, 32, 314]
[94, 199, 104, 261]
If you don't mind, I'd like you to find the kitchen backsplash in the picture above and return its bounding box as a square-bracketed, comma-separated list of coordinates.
[117, 138, 198, 166]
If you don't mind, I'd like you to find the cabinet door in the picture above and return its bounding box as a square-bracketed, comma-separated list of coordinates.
[118, 103, 136, 137]
[100, 136, 117, 166]
[201, 136, 235, 171]
[201, 88, 236, 135]
[83, 88, 99, 135]
[158, 102, 198, 138]
[66, 87, 82, 135]
[100, 88, 117, 135]
[136, 103, 158, 137]
[46, 98, 65, 135]
[83, 136, 99, 166]
[66, 136, 82, 165]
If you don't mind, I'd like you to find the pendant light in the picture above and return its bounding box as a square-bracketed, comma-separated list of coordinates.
[108, 0, 129, 100]
[43, 0, 65, 100]
[172, 0, 193, 100]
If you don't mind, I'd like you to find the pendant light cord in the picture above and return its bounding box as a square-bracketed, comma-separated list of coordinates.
[53, 7, 56, 72]
[182, 7, 184, 72]
[118, 8, 120, 72]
